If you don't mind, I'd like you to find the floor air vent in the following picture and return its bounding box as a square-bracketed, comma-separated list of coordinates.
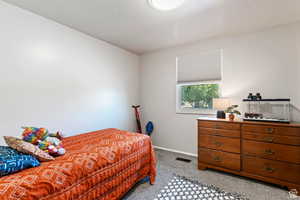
[176, 157, 191, 163]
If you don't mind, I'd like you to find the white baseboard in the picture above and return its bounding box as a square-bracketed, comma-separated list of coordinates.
[154, 145, 197, 157]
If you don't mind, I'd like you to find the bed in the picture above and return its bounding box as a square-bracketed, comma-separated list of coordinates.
[0, 128, 157, 200]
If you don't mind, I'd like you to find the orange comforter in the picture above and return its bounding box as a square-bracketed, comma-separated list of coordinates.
[0, 129, 156, 200]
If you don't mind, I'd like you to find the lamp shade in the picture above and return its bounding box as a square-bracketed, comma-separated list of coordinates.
[213, 98, 231, 110]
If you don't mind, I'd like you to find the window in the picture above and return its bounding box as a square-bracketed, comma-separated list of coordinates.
[177, 82, 221, 114]
[176, 50, 222, 114]
[180, 83, 220, 109]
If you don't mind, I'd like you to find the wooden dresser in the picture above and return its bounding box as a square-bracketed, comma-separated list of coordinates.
[198, 118, 300, 192]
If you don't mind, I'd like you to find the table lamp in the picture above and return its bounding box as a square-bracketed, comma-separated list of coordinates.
[213, 98, 231, 119]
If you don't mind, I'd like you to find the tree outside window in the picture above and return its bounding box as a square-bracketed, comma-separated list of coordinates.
[180, 84, 220, 109]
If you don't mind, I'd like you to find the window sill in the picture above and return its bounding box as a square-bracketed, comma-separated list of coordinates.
[176, 109, 216, 116]
[176, 112, 216, 116]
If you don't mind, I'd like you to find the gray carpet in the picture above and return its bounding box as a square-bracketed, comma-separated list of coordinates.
[124, 149, 291, 200]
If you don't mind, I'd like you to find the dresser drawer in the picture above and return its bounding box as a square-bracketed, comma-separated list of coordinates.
[198, 135, 240, 153]
[199, 128, 240, 138]
[242, 124, 300, 137]
[243, 156, 300, 184]
[199, 148, 240, 171]
[198, 121, 240, 130]
[243, 140, 300, 164]
[243, 132, 300, 146]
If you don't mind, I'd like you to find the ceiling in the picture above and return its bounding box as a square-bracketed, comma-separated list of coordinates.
[3, 0, 300, 54]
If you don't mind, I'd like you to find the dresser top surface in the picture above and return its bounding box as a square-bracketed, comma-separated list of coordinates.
[197, 117, 300, 128]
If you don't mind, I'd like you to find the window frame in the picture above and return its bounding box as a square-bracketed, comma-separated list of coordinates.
[176, 80, 222, 115]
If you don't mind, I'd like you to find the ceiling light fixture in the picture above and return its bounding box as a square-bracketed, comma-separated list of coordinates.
[148, 0, 185, 11]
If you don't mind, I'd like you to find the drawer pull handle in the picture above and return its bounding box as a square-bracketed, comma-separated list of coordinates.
[264, 137, 274, 142]
[213, 141, 223, 147]
[264, 149, 275, 155]
[213, 156, 222, 162]
[264, 166, 275, 173]
[267, 128, 274, 133]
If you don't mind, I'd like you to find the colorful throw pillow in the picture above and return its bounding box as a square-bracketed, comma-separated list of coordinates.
[4, 136, 55, 162]
[0, 146, 40, 177]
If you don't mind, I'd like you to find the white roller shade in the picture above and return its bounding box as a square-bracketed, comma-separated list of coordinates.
[177, 50, 222, 83]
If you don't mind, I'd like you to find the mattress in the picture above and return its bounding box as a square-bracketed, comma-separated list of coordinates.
[0, 128, 156, 200]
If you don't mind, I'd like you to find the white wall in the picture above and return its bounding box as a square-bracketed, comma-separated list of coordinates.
[140, 23, 300, 155]
[291, 24, 300, 121]
[0, 2, 139, 145]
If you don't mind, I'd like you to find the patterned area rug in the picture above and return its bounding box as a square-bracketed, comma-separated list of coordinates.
[154, 175, 249, 200]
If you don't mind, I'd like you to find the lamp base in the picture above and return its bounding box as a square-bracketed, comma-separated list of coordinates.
[216, 110, 226, 119]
